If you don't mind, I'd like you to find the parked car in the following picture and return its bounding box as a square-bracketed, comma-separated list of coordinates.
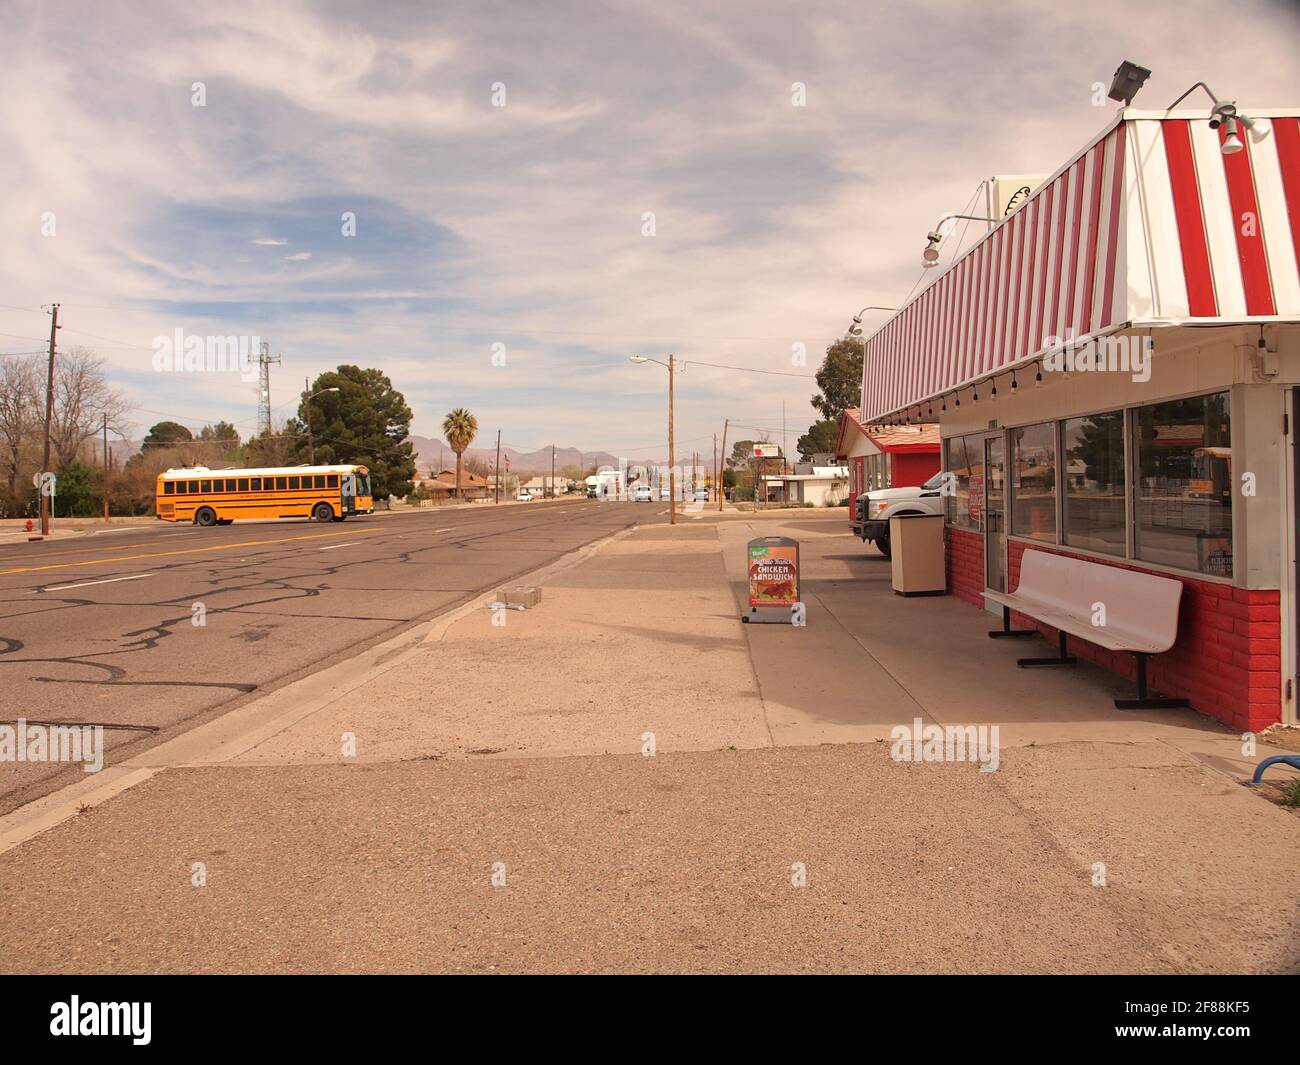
[631, 484, 654, 502]
[693, 487, 709, 502]
[516, 489, 533, 502]
[853, 472, 946, 557]
[659, 485, 671, 501]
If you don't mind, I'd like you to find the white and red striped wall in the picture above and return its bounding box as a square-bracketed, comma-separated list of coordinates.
[860, 109, 1300, 422]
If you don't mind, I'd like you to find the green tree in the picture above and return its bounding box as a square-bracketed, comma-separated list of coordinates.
[199, 421, 240, 447]
[797, 419, 839, 461]
[727, 440, 757, 470]
[53, 462, 96, 517]
[143, 421, 193, 448]
[811, 337, 863, 422]
[296, 366, 416, 499]
[441, 408, 479, 499]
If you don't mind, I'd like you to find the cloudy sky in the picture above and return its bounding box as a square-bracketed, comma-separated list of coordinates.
[2, 0, 1298, 463]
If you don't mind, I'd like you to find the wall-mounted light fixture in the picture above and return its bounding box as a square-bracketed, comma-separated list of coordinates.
[1168, 81, 1258, 156]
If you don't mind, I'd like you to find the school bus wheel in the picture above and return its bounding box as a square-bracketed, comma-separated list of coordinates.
[312, 502, 335, 523]
[194, 507, 218, 527]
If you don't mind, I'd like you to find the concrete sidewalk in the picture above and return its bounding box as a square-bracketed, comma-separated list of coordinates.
[1, 510, 1297, 973]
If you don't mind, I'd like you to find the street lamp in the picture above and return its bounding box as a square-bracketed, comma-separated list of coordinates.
[923, 214, 998, 266]
[630, 354, 679, 525]
[303, 380, 341, 464]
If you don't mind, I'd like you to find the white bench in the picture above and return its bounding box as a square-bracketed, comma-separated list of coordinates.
[984, 548, 1188, 710]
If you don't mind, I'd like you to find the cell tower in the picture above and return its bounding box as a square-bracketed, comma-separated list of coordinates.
[257, 340, 281, 436]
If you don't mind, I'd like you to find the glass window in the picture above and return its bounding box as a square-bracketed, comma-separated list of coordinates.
[1135, 392, 1232, 577]
[200, 479, 211, 493]
[313, 475, 325, 489]
[944, 435, 983, 531]
[288, 476, 300, 490]
[275, 477, 287, 490]
[212, 480, 224, 493]
[164, 482, 175, 495]
[1010, 422, 1056, 542]
[327, 474, 339, 488]
[189, 481, 200, 493]
[250, 477, 262, 491]
[224, 479, 236, 491]
[1062, 412, 1126, 556]
[237, 478, 249, 491]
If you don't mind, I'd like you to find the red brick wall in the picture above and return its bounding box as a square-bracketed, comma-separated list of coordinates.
[946, 526, 986, 607]
[944, 527, 1282, 731]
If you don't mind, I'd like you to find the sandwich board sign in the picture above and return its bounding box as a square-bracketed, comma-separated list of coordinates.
[742, 536, 804, 625]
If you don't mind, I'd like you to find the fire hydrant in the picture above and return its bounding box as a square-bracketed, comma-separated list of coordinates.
[24, 518, 34, 533]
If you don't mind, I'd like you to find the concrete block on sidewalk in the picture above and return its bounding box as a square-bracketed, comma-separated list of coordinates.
[498, 586, 542, 609]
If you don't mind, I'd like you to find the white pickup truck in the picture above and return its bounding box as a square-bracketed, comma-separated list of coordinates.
[852, 472, 947, 557]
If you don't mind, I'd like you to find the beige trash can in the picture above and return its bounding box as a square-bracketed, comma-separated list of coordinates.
[889, 514, 946, 596]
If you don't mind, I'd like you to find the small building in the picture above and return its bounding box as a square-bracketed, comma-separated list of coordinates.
[421, 468, 492, 500]
[853, 105, 1300, 732]
[761, 465, 849, 506]
[835, 412, 942, 519]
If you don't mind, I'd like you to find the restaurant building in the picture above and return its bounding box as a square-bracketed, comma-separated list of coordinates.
[835, 413, 942, 519]
[856, 107, 1300, 731]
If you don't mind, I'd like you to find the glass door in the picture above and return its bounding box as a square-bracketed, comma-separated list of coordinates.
[984, 435, 1007, 593]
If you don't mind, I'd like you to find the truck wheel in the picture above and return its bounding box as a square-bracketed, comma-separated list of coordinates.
[195, 507, 217, 527]
[875, 533, 891, 559]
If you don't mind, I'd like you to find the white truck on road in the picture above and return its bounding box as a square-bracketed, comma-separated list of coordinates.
[852, 472, 948, 558]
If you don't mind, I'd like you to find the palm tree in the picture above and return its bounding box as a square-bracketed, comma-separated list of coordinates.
[441, 408, 479, 499]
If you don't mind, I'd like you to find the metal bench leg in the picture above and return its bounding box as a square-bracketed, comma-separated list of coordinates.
[1114, 653, 1189, 710]
[989, 605, 1036, 639]
[1018, 629, 1077, 667]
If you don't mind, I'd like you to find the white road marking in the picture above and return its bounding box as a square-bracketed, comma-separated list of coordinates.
[319, 542, 359, 551]
[40, 573, 152, 592]
[435, 528, 454, 533]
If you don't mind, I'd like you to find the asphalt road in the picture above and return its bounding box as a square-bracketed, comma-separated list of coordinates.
[0, 499, 648, 814]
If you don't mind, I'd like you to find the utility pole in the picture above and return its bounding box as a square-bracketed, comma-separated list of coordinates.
[494, 429, 501, 504]
[782, 400, 788, 475]
[550, 444, 555, 499]
[304, 377, 315, 464]
[712, 434, 717, 503]
[102, 412, 109, 522]
[718, 419, 728, 512]
[40, 303, 59, 536]
[668, 354, 676, 525]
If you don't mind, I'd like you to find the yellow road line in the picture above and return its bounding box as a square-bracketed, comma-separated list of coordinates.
[0, 527, 382, 576]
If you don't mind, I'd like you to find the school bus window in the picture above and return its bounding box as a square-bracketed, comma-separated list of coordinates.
[238, 478, 249, 491]
[224, 479, 236, 491]
[275, 476, 287, 490]
[189, 481, 200, 493]
[164, 482, 175, 495]
[250, 478, 261, 490]
[288, 476, 300, 490]
[213, 480, 225, 493]
[327, 475, 338, 487]
[314, 475, 325, 488]
[199, 480, 210, 492]
[175, 482, 186, 494]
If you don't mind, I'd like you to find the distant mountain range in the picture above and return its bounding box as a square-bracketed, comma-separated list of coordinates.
[108, 436, 666, 475]
[409, 437, 626, 476]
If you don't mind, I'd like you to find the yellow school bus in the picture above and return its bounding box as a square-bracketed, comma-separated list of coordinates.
[155, 464, 374, 525]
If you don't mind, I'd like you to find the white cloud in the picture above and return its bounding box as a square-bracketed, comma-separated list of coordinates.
[1, 0, 1298, 451]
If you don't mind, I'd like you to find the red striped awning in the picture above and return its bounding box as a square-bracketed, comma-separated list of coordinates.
[860, 110, 1300, 422]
